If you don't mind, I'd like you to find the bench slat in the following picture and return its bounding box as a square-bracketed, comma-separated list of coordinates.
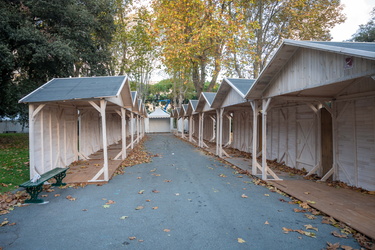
[20, 168, 68, 187]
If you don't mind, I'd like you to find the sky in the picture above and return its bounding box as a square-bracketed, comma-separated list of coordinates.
[330, 0, 374, 41]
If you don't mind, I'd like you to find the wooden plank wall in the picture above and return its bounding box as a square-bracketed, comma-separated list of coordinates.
[193, 114, 199, 138]
[336, 96, 375, 191]
[264, 49, 375, 98]
[267, 105, 318, 172]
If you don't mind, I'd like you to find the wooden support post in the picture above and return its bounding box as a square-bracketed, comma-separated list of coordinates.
[181, 117, 185, 138]
[216, 109, 219, 155]
[130, 112, 134, 149]
[251, 101, 259, 175]
[198, 113, 202, 147]
[29, 104, 35, 178]
[219, 108, 224, 158]
[189, 116, 193, 142]
[100, 100, 109, 181]
[136, 114, 140, 143]
[262, 98, 270, 180]
[121, 108, 127, 160]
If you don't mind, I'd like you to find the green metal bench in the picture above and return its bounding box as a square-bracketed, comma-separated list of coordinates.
[20, 167, 69, 203]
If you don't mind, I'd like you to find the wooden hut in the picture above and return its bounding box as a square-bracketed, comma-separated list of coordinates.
[185, 100, 199, 143]
[195, 92, 217, 148]
[146, 107, 171, 133]
[19, 76, 144, 182]
[246, 40, 375, 189]
[211, 78, 255, 158]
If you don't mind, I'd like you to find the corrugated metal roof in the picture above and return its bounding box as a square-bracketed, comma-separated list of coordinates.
[20, 76, 126, 103]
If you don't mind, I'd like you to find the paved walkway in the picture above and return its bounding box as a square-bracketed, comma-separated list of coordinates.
[0, 134, 362, 249]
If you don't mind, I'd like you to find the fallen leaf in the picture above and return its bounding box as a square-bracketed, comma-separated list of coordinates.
[137, 177, 142, 179]
[300, 202, 310, 209]
[237, 176, 243, 178]
[163, 229, 170, 232]
[146, 199, 151, 202]
[94, 164, 100, 167]
[152, 190, 160, 193]
[237, 238, 246, 243]
[138, 240, 144, 242]
[150, 168, 156, 172]
[66, 195, 76, 201]
[175, 193, 180, 196]
[304, 224, 318, 231]
[106, 200, 115, 205]
[138, 190, 145, 194]
[305, 214, 316, 220]
[135, 206, 144, 210]
[241, 194, 248, 198]
[0, 221, 9, 227]
[164, 180, 172, 182]
[294, 208, 306, 213]
[120, 216, 128, 220]
[54, 194, 60, 197]
[282, 227, 293, 233]
[304, 192, 310, 195]
[152, 207, 158, 210]
[341, 245, 353, 250]
[264, 221, 269, 225]
[264, 194, 270, 197]
[279, 199, 287, 202]
[326, 242, 340, 250]
[331, 231, 348, 238]
[307, 200, 316, 204]
[9, 222, 16, 226]
[152, 173, 161, 176]
[41, 194, 48, 198]
[128, 236, 136, 240]
[103, 205, 110, 208]
[82, 209, 88, 211]
[296, 230, 316, 238]
[219, 174, 227, 177]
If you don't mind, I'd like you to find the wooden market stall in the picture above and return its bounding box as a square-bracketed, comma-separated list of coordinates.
[245, 40, 375, 189]
[146, 107, 171, 133]
[19, 76, 144, 183]
[195, 92, 217, 148]
[185, 100, 199, 143]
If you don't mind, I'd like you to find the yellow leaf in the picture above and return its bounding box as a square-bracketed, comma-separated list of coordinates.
[237, 238, 246, 243]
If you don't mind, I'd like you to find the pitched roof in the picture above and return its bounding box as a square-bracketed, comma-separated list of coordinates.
[20, 76, 127, 103]
[195, 92, 216, 112]
[148, 107, 170, 118]
[212, 78, 255, 108]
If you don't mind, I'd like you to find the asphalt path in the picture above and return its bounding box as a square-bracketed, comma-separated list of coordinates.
[0, 134, 361, 249]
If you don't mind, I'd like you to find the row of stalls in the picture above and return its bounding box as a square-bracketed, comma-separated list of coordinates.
[19, 76, 147, 182]
[172, 40, 375, 191]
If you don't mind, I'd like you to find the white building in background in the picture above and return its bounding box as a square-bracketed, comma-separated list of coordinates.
[146, 107, 171, 133]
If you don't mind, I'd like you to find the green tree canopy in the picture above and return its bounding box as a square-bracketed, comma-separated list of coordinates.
[351, 7, 375, 42]
[0, 0, 116, 120]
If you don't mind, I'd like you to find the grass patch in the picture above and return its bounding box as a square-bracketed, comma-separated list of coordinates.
[0, 133, 29, 193]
